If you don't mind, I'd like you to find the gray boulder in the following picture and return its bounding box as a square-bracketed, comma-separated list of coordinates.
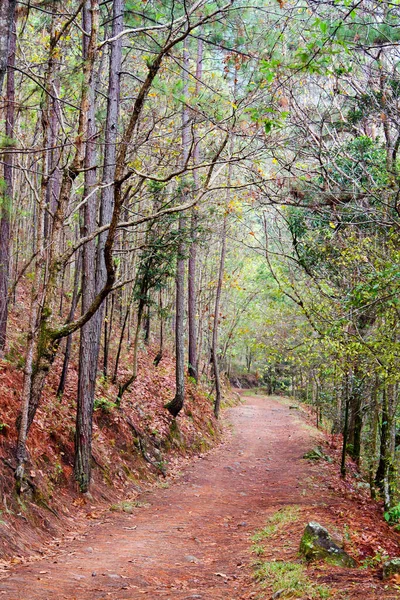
[383, 558, 400, 579]
[300, 522, 356, 568]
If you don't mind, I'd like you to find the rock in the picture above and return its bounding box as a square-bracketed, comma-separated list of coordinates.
[299, 522, 356, 568]
[184, 555, 200, 564]
[383, 558, 400, 579]
[303, 447, 332, 463]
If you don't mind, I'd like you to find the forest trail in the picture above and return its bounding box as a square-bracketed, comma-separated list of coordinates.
[0, 395, 397, 599]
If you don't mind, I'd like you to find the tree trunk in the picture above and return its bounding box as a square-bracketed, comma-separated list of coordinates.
[74, 0, 100, 493]
[341, 374, 350, 478]
[166, 42, 190, 417]
[368, 377, 379, 499]
[166, 219, 186, 417]
[187, 37, 202, 382]
[143, 303, 151, 345]
[112, 300, 131, 383]
[212, 209, 227, 418]
[348, 369, 363, 465]
[0, 0, 16, 95]
[103, 293, 114, 378]
[187, 211, 197, 380]
[0, 15, 15, 352]
[154, 290, 164, 367]
[57, 252, 81, 398]
[375, 387, 391, 509]
[117, 297, 145, 403]
[74, 0, 122, 493]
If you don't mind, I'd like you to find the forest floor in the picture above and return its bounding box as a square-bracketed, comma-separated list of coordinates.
[1, 393, 400, 600]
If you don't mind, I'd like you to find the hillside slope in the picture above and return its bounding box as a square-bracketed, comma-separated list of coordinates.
[0, 340, 221, 559]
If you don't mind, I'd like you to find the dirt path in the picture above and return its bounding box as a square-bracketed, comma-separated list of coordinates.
[1, 395, 396, 599]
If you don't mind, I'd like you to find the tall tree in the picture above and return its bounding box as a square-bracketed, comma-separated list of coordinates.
[0, 0, 16, 95]
[166, 41, 191, 417]
[74, 0, 101, 492]
[0, 16, 16, 352]
[187, 36, 203, 382]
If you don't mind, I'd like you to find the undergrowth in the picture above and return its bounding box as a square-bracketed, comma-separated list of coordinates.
[254, 560, 331, 599]
[251, 506, 331, 599]
[110, 500, 150, 513]
[251, 505, 301, 544]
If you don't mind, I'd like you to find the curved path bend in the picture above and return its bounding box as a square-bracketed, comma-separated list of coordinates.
[1, 396, 319, 599]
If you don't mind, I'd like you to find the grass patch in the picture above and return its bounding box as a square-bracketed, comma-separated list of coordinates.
[251, 543, 265, 556]
[110, 500, 150, 513]
[251, 506, 332, 598]
[157, 481, 170, 489]
[251, 505, 301, 543]
[239, 388, 261, 397]
[254, 560, 331, 599]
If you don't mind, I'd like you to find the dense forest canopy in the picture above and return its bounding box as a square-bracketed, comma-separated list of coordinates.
[1, 0, 400, 516]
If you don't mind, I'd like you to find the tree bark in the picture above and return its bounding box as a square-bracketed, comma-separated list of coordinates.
[375, 387, 391, 510]
[103, 293, 115, 378]
[112, 299, 131, 383]
[212, 209, 227, 419]
[166, 217, 186, 417]
[57, 252, 81, 398]
[154, 289, 164, 367]
[340, 374, 350, 478]
[166, 41, 190, 417]
[187, 36, 202, 382]
[0, 0, 16, 95]
[0, 18, 15, 352]
[74, 0, 100, 493]
[368, 376, 379, 499]
[117, 297, 145, 403]
[347, 368, 363, 465]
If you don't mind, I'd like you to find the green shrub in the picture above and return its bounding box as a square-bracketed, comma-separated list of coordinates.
[384, 503, 400, 524]
[94, 397, 117, 413]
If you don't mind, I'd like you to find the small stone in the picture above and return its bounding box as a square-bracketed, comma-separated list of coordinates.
[383, 558, 400, 579]
[92, 572, 97, 577]
[107, 573, 121, 579]
[299, 522, 356, 568]
[185, 555, 200, 564]
[86, 547, 93, 553]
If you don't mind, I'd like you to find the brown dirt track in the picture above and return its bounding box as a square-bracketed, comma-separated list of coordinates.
[1, 394, 399, 599]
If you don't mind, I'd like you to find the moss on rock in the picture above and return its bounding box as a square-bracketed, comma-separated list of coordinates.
[300, 522, 356, 568]
[383, 558, 400, 579]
